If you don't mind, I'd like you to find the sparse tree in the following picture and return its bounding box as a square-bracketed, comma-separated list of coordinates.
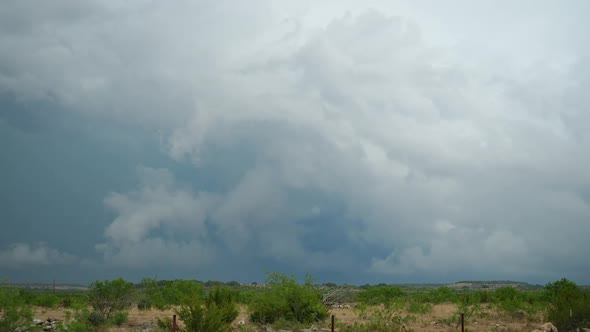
[87, 278, 133, 323]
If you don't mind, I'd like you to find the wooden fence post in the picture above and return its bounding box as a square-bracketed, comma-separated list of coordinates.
[461, 313, 464, 332]
[331, 314, 335, 332]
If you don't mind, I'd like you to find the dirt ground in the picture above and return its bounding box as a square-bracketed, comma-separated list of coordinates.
[33, 306, 175, 331]
[34, 303, 547, 331]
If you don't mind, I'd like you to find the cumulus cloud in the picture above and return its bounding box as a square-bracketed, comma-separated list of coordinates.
[97, 166, 217, 268]
[1, 1, 590, 282]
[0, 243, 77, 268]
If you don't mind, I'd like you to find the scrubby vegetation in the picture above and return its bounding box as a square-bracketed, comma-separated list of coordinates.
[87, 278, 133, 323]
[546, 278, 590, 331]
[1, 276, 589, 331]
[0, 283, 33, 332]
[249, 273, 328, 326]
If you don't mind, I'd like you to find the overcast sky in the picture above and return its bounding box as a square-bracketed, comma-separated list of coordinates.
[1, 0, 590, 285]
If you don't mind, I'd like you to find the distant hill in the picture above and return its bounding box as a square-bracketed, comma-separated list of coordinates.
[2, 283, 88, 292]
[447, 280, 544, 291]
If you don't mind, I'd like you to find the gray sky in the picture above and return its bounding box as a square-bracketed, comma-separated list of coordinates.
[1, 0, 589, 285]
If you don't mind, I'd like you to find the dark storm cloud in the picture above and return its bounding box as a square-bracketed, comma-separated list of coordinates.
[1, 1, 589, 284]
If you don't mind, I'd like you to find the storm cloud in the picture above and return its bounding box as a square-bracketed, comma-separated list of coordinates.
[1, 0, 589, 284]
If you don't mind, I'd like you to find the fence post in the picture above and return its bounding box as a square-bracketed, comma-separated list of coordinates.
[461, 313, 464, 332]
[331, 314, 335, 332]
[173, 314, 177, 332]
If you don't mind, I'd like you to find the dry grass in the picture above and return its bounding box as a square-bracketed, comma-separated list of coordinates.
[34, 303, 545, 331]
[330, 303, 544, 332]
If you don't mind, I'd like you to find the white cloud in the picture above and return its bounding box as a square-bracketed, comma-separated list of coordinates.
[97, 166, 218, 268]
[2, 1, 590, 282]
[0, 243, 77, 268]
[93, 6, 590, 280]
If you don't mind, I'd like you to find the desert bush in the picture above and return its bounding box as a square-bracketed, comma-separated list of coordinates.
[493, 288, 522, 315]
[34, 293, 61, 308]
[205, 286, 239, 323]
[492, 287, 537, 319]
[112, 311, 129, 326]
[56, 293, 86, 308]
[153, 284, 236, 332]
[493, 286, 519, 302]
[236, 288, 257, 304]
[421, 286, 457, 303]
[87, 310, 108, 327]
[142, 278, 204, 309]
[406, 300, 432, 314]
[0, 283, 33, 332]
[472, 290, 492, 303]
[61, 295, 73, 308]
[357, 286, 405, 305]
[545, 278, 590, 331]
[87, 278, 133, 325]
[17, 289, 36, 305]
[156, 316, 174, 332]
[64, 303, 93, 332]
[454, 293, 483, 324]
[249, 272, 328, 325]
[176, 296, 231, 332]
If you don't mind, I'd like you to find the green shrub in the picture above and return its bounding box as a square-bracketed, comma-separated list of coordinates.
[87, 310, 107, 327]
[64, 306, 94, 332]
[545, 278, 590, 331]
[17, 289, 35, 305]
[205, 286, 238, 323]
[454, 293, 483, 324]
[176, 296, 231, 332]
[249, 272, 328, 325]
[34, 294, 61, 308]
[87, 278, 133, 325]
[155, 284, 236, 332]
[464, 287, 546, 320]
[0, 284, 33, 332]
[424, 287, 457, 303]
[112, 311, 128, 326]
[156, 316, 174, 332]
[473, 290, 492, 303]
[493, 286, 519, 302]
[142, 278, 204, 310]
[236, 289, 256, 304]
[61, 295, 73, 308]
[357, 286, 405, 305]
[406, 300, 432, 314]
[56, 293, 86, 309]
